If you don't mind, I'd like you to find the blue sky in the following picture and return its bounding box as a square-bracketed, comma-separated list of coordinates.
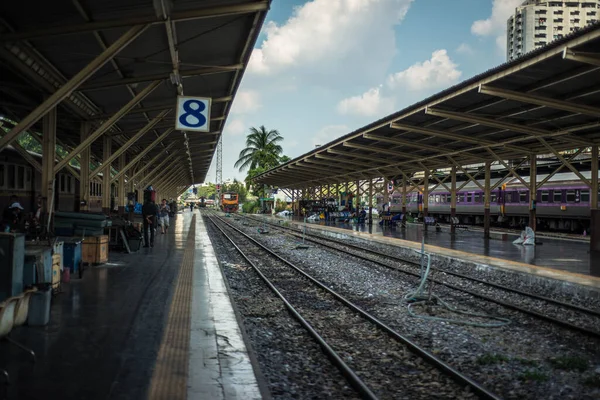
[206, 0, 523, 183]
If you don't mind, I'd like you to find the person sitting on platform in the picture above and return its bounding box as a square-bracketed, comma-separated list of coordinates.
[142, 199, 158, 248]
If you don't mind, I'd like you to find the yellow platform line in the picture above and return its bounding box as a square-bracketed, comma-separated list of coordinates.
[148, 215, 196, 400]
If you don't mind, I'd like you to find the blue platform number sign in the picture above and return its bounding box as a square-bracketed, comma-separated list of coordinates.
[176, 96, 211, 132]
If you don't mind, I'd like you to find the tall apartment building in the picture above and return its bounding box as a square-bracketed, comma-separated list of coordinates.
[506, 0, 599, 61]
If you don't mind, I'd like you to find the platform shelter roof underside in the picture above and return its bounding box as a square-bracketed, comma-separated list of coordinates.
[253, 23, 600, 189]
[0, 0, 270, 186]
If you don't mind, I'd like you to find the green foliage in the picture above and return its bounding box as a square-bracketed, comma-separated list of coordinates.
[197, 183, 216, 200]
[275, 199, 288, 212]
[518, 370, 548, 382]
[548, 356, 589, 372]
[476, 353, 509, 366]
[242, 200, 260, 214]
[279, 155, 291, 164]
[235, 125, 284, 172]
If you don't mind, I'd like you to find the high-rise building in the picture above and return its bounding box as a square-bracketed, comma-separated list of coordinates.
[506, 0, 599, 61]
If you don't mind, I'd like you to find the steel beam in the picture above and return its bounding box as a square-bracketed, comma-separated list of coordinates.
[90, 110, 171, 178]
[390, 122, 526, 154]
[42, 108, 56, 214]
[133, 152, 179, 184]
[102, 136, 112, 213]
[118, 153, 126, 214]
[0, 2, 270, 41]
[55, 80, 161, 172]
[11, 142, 42, 173]
[342, 142, 421, 160]
[79, 66, 242, 91]
[563, 48, 600, 67]
[425, 107, 592, 147]
[479, 84, 600, 118]
[79, 122, 91, 211]
[0, 25, 148, 152]
[93, 97, 231, 120]
[111, 131, 176, 183]
[537, 138, 592, 187]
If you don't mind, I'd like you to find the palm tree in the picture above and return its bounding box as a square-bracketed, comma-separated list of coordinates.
[235, 125, 283, 172]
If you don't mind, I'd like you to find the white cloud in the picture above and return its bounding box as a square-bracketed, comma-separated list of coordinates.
[230, 90, 261, 114]
[224, 119, 246, 137]
[387, 50, 462, 91]
[456, 43, 474, 55]
[311, 125, 349, 148]
[248, 0, 413, 85]
[337, 86, 395, 117]
[471, 0, 522, 51]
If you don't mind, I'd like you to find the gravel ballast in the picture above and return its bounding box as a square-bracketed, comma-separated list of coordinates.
[225, 214, 600, 400]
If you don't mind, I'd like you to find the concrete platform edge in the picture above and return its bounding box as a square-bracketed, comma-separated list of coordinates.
[287, 220, 600, 298]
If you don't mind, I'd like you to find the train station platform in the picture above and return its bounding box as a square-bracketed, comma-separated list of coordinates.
[0, 211, 263, 400]
[264, 215, 600, 290]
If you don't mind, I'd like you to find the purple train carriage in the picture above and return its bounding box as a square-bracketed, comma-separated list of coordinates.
[376, 171, 600, 233]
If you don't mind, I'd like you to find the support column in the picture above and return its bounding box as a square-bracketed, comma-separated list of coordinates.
[356, 180, 360, 215]
[102, 135, 112, 214]
[118, 153, 126, 215]
[529, 154, 537, 232]
[79, 122, 91, 211]
[484, 161, 491, 239]
[42, 107, 57, 215]
[422, 169, 429, 218]
[383, 178, 390, 212]
[368, 178, 373, 223]
[451, 166, 457, 234]
[402, 177, 407, 215]
[291, 190, 295, 215]
[591, 146, 599, 253]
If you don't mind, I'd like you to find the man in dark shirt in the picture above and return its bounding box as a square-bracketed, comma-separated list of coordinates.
[142, 200, 158, 248]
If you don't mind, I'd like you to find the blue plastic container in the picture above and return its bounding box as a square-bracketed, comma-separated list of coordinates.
[61, 239, 82, 276]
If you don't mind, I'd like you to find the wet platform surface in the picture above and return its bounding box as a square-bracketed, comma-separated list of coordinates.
[274, 216, 598, 277]
[0, 211, 261, 400]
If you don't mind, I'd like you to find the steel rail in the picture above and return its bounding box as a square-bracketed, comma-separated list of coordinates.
[246, 216, 600, 338]
[207, 215, 379, 400]
[207, 212, 502, 400]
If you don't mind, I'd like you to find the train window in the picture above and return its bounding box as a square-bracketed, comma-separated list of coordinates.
[474, 193, 481, 203]
[0, 164, 4, 188]
[7, 165, 15, 189]
[566, 190, 576, 203]
[67, 176, 72, 194]
[581, 190, 590, 203]
[466, 193, 472, 203]
[541, 191, 549, 202]
[553, 190, 562, 203]
[60, 175, 65, 192]
[491, 193, 497, 202]
[519, 192, 527, 203]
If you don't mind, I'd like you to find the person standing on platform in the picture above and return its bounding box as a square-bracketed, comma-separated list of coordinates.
[142, 199, 158, 248]
[159, 199, 170, 234]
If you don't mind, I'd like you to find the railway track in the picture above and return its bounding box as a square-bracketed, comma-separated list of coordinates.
[207, 212, 501, 400]
[240, 214, 600, 339]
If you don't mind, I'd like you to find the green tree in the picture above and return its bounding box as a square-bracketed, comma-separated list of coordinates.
[234, 125, 283, 172]
[279, 155, 291, 164]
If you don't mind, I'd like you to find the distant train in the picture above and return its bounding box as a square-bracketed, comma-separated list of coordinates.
[221, 192, 239, 213]
[199, 196, 206, 208]
[376, 171, 599, 232]
[0, 146, 110, 215]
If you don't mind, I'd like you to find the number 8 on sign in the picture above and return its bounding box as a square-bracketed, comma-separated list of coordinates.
[175, 96, 211, 132]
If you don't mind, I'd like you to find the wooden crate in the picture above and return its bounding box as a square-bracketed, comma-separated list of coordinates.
[82, 235, 109, 265]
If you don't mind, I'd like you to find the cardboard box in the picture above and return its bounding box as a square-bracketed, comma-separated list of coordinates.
[82, 235, 108, 265]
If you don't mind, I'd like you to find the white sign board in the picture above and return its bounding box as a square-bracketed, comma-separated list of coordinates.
[175, 96, 211, 132]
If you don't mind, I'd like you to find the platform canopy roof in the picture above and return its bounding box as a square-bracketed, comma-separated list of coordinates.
[253, 23, 600, 189]
[0, 0, 270, 186]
